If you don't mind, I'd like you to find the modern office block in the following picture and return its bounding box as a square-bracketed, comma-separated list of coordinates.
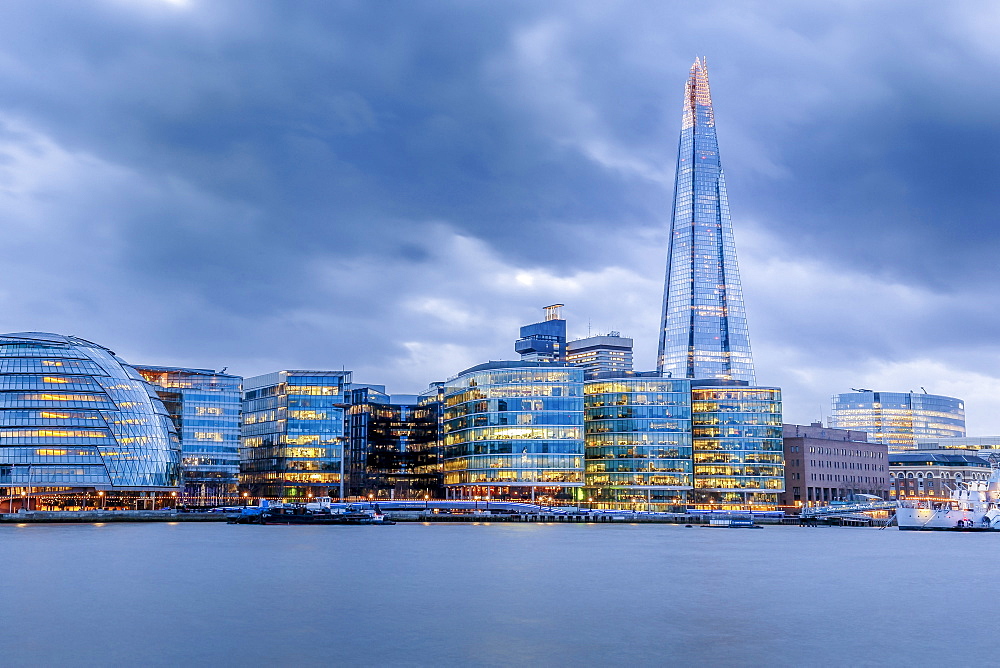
[781, 423, 889, 508]
[136, 365, 242, 504]
[657, 57, 755, 383]
[0, 332, 179, 511]
[691, 380, 783, 508]
[345, 386, 441, 499]
[566, 333, 633, 377]
[582, 372, 692, 511]
[515, 304, 567, 362]
[240, 370, 350, 499]
[442, 361, 583, 502]
[830, 390, 966, 451]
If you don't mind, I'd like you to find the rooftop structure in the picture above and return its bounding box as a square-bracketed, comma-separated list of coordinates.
[566, 333, 633, 378]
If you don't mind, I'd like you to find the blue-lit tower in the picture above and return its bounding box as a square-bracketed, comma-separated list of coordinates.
[657, 57, 754, 383]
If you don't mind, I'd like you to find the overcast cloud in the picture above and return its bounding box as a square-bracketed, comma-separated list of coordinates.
[1, 1, 1000, 431]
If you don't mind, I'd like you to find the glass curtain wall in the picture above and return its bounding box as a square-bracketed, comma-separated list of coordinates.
[241, 371, 350, 500]
[583, 375, 692, 511]
[692, 383, 783, 509]
[658, 57, 755, 382]
[136, 366, 242, 505]
[0, 332, 179, 511]
[831, 391, 966, 451]
[443, 362, 584, 503]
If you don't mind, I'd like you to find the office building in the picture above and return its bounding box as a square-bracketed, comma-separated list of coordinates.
[583, 372, 692, 511]
[691, 380, 783, 508]
[515, 304, 567, 362]
[0, 332, 179, 511]
[889, 451, 991, 499]
[830, 390, 966, 451]
[566, 333, 633, 377]
[442, 361, 584, 502]
[136, 365, 242, 504]
[240, 370, 350, 499]
[345, 385, 441, 498]
[657, 57, 755, 383]
[781, 423, 889, 508]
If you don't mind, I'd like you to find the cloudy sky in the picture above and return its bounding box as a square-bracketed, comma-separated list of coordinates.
[1, 1, 999, 430]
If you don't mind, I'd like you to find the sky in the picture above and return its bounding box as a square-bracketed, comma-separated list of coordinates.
[1, 0, 1000, 431]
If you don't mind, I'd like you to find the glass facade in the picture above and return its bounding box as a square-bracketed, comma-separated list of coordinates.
[658, 57, 755, 383]
[691, 382, 783, 508]
[136, 366, 242, 504]
[442, 361, 583, 502]
[240, 370, 350, 499]
[583, 374, 692, 511]
[0, 332, 179, 511]
[345, 386, 441, 499]
[830, 391, 966, 451]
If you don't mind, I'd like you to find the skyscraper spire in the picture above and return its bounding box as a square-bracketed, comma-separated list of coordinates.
[657, 58, 755, 382]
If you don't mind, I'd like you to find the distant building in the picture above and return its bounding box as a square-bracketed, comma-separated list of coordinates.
[888, 451, 991, 499]
[136, 365, 242, 504]
[657, 57, 755, 383]
[240, 370, 350, 500]
[691, 380, 783, 509]
[345, 386, 441, 499]
[442, 361, 583, 502]
[515, 304, 567, 362]
[583, 372, 692, 511]
[566, 333, 633, 377]
[830, 390, 966, 451]
[781, 423, 889, 508]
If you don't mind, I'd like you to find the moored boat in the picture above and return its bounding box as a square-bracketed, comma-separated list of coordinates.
[896, 467, 1000, 531]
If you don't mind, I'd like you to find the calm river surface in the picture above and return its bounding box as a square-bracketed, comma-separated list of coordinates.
[0, 522, 993, 667]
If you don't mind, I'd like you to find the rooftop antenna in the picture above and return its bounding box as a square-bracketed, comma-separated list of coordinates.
[588, 319, 592, 337]
[220, 367, 228, 374]
[921, 386, 928, 394]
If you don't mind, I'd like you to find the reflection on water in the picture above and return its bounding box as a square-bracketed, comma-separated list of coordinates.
[0, 522, 994, 666]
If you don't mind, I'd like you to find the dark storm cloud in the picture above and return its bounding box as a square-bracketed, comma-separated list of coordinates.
[0, 0, 999, 426]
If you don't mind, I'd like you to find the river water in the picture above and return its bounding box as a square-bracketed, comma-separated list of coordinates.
[0, 521, 993, 666]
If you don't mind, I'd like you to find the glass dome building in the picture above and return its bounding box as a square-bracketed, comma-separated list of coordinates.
[0, 332, 180, 510]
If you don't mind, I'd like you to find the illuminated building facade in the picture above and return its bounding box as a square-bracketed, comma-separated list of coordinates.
[583, 372, 692, 511]
[345, 386, 441, 498]
[888, 452, 990, 499]
[830, 391, 966, 451]
[442, 361, 583, 502]
[240, 370, 350, 499]
[566, 334, 633, 378]
[781, 423, 888, 508]
[657, 57, 755, 383]
[515, 304, 567, 362]
[691, 380, 783, 508]
[0, 332, 179, 511]
[135, 366, 241, 504]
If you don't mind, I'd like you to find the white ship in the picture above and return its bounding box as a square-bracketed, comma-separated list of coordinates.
[897, 467, 1000, 530]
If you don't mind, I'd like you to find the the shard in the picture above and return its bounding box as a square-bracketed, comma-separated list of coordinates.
[657, 57, 755, 383]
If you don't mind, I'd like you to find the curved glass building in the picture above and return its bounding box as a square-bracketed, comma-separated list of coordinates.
[0, 332, 180, 510]
[583, 374, 692, 511]
[443, 361, 583, 502]
[831, 391, 965, 451]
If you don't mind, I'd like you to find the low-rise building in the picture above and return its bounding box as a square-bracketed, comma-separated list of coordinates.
[888, 451, 991, 499]
[781, 423, 889, 509]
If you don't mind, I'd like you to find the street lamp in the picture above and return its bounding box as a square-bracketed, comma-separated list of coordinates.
[171, 491, 178, 510]
[424, 494, 429, 510]
[242, 491, 249, 506]
[98, 491, 105, 510]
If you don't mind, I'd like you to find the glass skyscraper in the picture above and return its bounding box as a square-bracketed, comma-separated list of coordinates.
[136, 366, 242, 504]
[831, 391, 966, 451]
[658, 57, 754, 383]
